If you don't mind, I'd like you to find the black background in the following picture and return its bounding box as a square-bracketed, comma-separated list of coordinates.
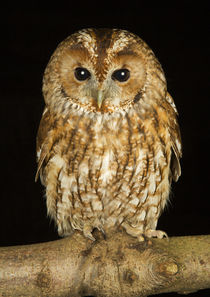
[1, 3, 209, 297]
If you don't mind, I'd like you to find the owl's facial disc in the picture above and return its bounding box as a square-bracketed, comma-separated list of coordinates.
[53, 29, 153, 112]
[58, 50, 147, 112]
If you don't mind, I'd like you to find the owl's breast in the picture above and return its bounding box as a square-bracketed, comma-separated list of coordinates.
[44, 109, 171, 235]
[52, 109, 170, 192]
[76, 113, 135, 185]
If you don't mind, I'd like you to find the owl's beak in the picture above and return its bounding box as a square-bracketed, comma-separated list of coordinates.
[97, 89, 105, 109]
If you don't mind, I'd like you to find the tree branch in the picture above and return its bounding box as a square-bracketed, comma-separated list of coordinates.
[0, 232, 209, 296]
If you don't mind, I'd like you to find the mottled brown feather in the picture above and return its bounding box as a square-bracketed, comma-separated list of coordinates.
[35, 108, 55, 183]
[36, 28, 182, 241]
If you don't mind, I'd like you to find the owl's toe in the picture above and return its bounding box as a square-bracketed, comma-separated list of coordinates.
[144, 229, 168, 239]
[121, 222, 145, 241]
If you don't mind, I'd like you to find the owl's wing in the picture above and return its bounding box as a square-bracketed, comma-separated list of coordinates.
[35, 107, 54, 183]
[166, 93, 182, 182]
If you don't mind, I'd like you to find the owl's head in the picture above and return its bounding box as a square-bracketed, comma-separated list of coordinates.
[43, 28, 167, 114]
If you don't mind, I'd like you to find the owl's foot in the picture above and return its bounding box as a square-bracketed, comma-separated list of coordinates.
[121, 222, 145, 241]
[83, 221, 105, 241]
[122, 222, 168, 241]
[144, 229, 168, 239]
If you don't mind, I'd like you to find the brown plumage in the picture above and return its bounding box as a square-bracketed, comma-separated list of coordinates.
[36, 28, 181, 241]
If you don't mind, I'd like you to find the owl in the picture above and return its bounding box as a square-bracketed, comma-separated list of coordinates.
[36, 28, 181, 241]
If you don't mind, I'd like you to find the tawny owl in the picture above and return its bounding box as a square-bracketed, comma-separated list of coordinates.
[36, 28, 181, 241]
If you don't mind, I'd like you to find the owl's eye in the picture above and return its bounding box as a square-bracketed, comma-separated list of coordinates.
[112, 68, 130, 82]
[74, 67, 91, 81]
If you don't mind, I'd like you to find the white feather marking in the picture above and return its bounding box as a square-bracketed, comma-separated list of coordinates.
[137, 210, 146, 221]
[109, 31, 130, 52]
[108, 199, 121, 210]
[147, 206, 158, 218]
[106, 216, 117, 226]
[37, 149, 41, 160]
[147, 195, 159, 205]
[61, 191, 72, 207]
[140, 189, 148, 203]
[80, 193, 96, 202]
[99, 150, 114, 184]
[121, 183, 130, 196]
[175, 139, 181, 153]
[135, 149, 147, 176]
[60, 174, 77, 191]
[74, 201, 81, 209]
[154, 148, 165, 163]
[50, 155, 65, 168]
[78, 161, 89, 176]
[42, 108, 48, 116]
[148, 174, 156, 194]
[129, 197, 139, 206]
[92, 200, 103, 211]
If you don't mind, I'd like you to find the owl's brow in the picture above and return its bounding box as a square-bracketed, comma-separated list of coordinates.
[117, 49, 137, 57]
[69, 42, 86, 51]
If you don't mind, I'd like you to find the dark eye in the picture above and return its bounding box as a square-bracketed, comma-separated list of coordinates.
[112, 68, 130, 82]
[74, 67, 91, 81]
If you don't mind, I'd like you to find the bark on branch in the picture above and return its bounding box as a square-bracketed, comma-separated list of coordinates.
[0, 231, 209, 297]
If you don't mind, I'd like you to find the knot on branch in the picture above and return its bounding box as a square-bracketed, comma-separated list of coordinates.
[79, 234, 179, 296]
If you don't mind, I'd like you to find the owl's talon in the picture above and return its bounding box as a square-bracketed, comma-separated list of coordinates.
[85, 232, 96, 241]
[97, 226, 105, 234]
[83, 224, 96, 241]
